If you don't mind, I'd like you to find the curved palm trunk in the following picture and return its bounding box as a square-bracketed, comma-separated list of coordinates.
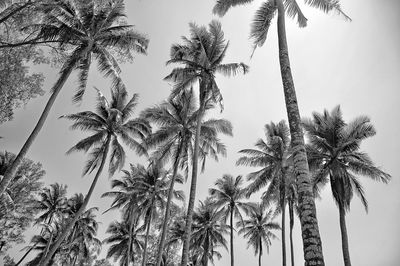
[339, 204, 351, 266]
[180, 88, 206, 266]
[275, 0, 325, 265]
[38, 136, 111, 266]
[142, 202, 155, 266]
[259, 239, 263, 266]
[156, 142, 184, 266]
[289, 200, 295, 266]
[230, 207, 234, 266]
[0, 59, 78, 196]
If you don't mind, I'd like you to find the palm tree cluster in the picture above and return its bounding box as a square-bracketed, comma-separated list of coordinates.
[0, 0, 392, 266]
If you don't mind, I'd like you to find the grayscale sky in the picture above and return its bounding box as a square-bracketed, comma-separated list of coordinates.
[1, 0, 400, 265]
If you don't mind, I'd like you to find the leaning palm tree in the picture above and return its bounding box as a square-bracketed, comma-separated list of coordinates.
[213, 1, 351, 264]
[165, 20, 248, 266]
[104, 220, 145, 266]
[39, 87, 150, 266]
[190, 198, 229, 266]
[209, 174, 252, 266]
[303, 106, 391, 266]
[237, 121, 291, 265]
[0, 0, 148, 196]
[142, 88, 233, 266]
[237, 203, 280, 266]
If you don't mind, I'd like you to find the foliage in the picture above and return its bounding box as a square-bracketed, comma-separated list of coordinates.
[0, 151, 45, 254]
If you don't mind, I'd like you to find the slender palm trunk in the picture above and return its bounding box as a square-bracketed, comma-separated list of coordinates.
[275, 0, 324, 265]
[289, 200, 295, 266]
[156, 142, 184, 266]
[230, 207, 234, 266]
[281, 176, 287, 266]
[339, 204, 351, 266]
[180, 87, 206, 266]
[38, 136, 111, 266]
[142, 202, 154, 266]
[202, 238, 210, 266]
[259, 239, 263, 266]
[0, 60, 78, 196]
[127, 206, 135, 266]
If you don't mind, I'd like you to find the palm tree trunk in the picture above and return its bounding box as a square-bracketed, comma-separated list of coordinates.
[38, 135, 111, 266]
[230, 208, 234, 266]
[0, 59, 78, 196]
[142, 203, 154, 266]
[289, 200, 295, 266]
[339, 204, 351, 266]
[202, 239, 209, 266]
[275, 0, 325, 265]
[180, 86, 207, 266]
[281, 175, 287, 266]
[156, 142, 184, 266]
[259, 239, 262, 266]
[127, 206, 135, 266]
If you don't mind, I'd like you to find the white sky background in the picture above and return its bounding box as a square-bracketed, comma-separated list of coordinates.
[1, 0, 400, 265]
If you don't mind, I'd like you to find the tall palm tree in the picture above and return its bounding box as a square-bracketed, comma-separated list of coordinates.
[104, 220, 145, 266]
[213, 1, 351, 264]
[39, 87, 150, 266]
[0, 0, 148, 196]
[15, 183, 68, 266]
[236, 121, 291, 265]
[237, 203, 280, 266]
[165, 20, 248, 266]
[209, 174, 252, 266]
[142, 88, 233, 266]
[191, 198, 229, 266]
[126, 162, 184, 266]
[303, 106, 391, 266]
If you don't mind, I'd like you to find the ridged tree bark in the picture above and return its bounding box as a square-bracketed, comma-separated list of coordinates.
[0, 54, 82, 196]
[289, 199, 295, 266]
[230, 204, 234, 266]
[180, 85, 206, 266]
[38, 135, 111, 266]
[142, 200, 155, 266]
[275, 0, 325, 265]
[156, 142, 185, 266]
[339, 204, 351, 266]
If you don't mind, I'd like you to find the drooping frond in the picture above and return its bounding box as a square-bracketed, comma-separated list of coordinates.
[213, 0, 255, 17]
[284, 0, 308, 27]
[304, 0, 351, 21]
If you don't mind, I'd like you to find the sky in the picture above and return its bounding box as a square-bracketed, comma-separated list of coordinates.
[1, 0, 400, 265]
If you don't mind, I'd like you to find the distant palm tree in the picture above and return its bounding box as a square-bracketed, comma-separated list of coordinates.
[237, 121, 291, 265]
[165, 20, 248, 266]
[237, 203, 280, 266]
[0, 0, 148, 196]
[104, 220, 145, 266]
[126, 162, 184, 266]
[142, 88, 233, 266]
[213, 1, 351, 264]
[63, 193, 101, 265]
[209, 174, 252, 266]
[15, 183, 68, 266]
[39, 87, 150, 266]
[191, 198, 229, 266]
[303, 106, 391, 266]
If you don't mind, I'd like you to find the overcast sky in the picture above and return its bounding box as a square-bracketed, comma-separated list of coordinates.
[1, 0, 400, 265]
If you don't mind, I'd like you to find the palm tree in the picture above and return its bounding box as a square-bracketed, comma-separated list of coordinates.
[0, 0, 148, 196]
[142, 88, 234, 266]
[190, 198, 229, 266]
[303, 106, 391, 266]
[15, 183, 68, 266]
[209, 174, 252, 266]
[63, 193, 101, 265]
[104, 220, 145, 266]
[237, 203, 280, 266]
[165, 20, 248, 266]
[39, 87, 150, 266]
[236, 121, 291, 265]
[213, 1, 351, 264]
